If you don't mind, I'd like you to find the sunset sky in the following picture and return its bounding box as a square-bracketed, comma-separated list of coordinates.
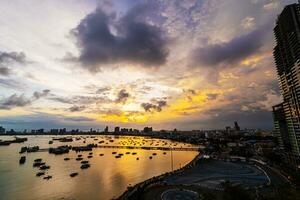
[0, 0, 296, 131]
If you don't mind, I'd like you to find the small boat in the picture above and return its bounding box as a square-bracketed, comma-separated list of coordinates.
[43, 175, 52, 180]
[39, 165, 50, 170]
[80, 164, 90, 169]
[163, 152, 167, 155]
[152, 153, 157, 156]
[64, 158, 70, 161]
[115, 155, 121, 158]
[136, 157, 139, 160]
[19, 147, 27, 154]
[19, 156, 26, 164]
[76, 157, 83, 161]
[132, 152, 137, 155]
[36, 172, 45, 177]
[112, 152, 117, 154]
[149, 156, 153, 159]
[70, 172, 79, 177]
[78, 155, 83, 157]
[88, 152, 93, 155]
[99, 154, 104, 156]
[33, 162, 45, 167]
[34, 158, 42, 162]
[81, 160, 89, 164]
[48, 141, 53, 145]
[126, 152, 130, 154]
[87, 155, 93, 159]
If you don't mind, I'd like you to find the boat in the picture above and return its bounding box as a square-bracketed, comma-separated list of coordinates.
[19, 147, 27, 153]
[81, 160, 89, 164]
[70, 172, 79, 177]
[36, 172, 45, 177]
[49, 146, 69, 155]
[136, 157, 139, 160]
[34, 158, 42, 162]
[87, 155, 93, 158]
[19, 156, 26, 164]
[48, 141, 53, 144]
[132, 152, 137, 155]
[80, 164, 90, 169]
[149, 156, 153, 159]
[99, 154, 104, 156]
[76, 157, 83, 161]
[112, 152, 117, 154]
[39, 165, 50, 170]
[64, 158, 70, 161]
[43, 175, 52, 180]
[152, 153, 157, 156]
[33, 162, 45, 167]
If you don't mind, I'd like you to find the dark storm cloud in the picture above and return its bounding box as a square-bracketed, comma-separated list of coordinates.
[141, 99, 167, 112]
[191, 25, 269, 67]
[0, 90, 50, 110]
[72, 3, 169, 71]
[115, 89, 130, 103]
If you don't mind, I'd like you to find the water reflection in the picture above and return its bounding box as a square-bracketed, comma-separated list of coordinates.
[0, 135, 199, 200]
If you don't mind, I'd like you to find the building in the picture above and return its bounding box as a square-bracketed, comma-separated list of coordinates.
[114, 127, 120, 133]
[104, 126, 108, 133]
[234, 121, 240, 131]
[272, 3, 300, 156]
[143, 127, 153, 133]
[273, 103, 291, 151]
[0, 126, 5, 134]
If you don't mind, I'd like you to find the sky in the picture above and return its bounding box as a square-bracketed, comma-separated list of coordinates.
[0, 0, 296, 131]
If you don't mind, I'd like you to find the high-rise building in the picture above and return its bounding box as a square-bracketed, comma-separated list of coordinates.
[234, 121, 240, 131]
[0, 126, 5, 134]
[273, 103, 291, 151]
[272, 3, 300, 156]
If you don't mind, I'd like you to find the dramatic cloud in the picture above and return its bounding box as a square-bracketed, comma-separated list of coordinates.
[0, 51, 27, 76]
[0, 90, 50, 110]
[0, 94, 31, 109]
[0, 67, 10, 76]
[33, 89, 50, 99]
[0, 78, 25, 89]
[115, 89, 130, 103]
[191, 25, 269, 67]
[68, 105, 86, 112]
[48, 94, 112, 105]
[141, 99, 167, 112]
[73, 3, 169, 71]
[0, 51, 26, 64]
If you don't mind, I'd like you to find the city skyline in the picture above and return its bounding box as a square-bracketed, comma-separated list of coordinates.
[0, 0, 297, 131]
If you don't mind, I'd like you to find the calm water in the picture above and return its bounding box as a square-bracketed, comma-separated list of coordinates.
[0, 135, 199, 200]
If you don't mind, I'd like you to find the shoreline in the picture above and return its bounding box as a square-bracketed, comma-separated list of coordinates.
[115, 151, 203, 199]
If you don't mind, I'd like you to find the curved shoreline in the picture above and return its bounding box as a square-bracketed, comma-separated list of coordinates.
[115, 151, 202, 200]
